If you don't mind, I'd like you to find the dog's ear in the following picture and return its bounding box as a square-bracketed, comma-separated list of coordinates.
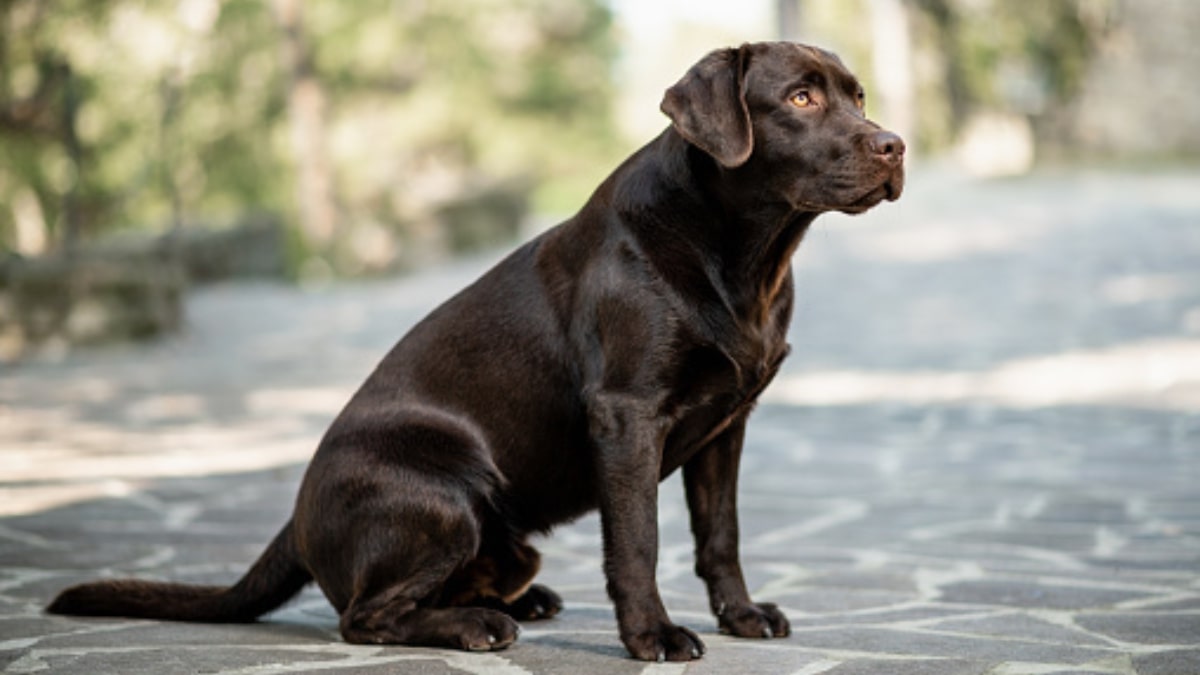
[660, 46, 752, 169]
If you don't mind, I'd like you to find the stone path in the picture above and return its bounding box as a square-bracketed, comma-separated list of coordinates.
[2, 168, 1199, 674]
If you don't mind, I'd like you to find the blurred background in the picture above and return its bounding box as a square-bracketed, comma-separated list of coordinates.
[2, 6, 1197, 670]
[0, 0, 1198, 358]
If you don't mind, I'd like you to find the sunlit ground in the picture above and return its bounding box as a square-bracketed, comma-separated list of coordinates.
[769, 337, 1200, 410]
[768, 168, 1200, 413]
[2, 166, 1199, 518]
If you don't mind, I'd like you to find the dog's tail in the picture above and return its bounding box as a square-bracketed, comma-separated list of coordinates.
[46, 520, 311, 623]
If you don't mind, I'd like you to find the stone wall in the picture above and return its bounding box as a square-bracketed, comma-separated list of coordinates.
[0, 215, 285, 362]
[0, 254, 184, 362]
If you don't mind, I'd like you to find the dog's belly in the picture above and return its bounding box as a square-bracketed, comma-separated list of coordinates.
[493, 421, 601, 533]
[494, 412, 741, 533]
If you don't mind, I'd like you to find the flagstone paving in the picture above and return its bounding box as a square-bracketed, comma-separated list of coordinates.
[2, 168, 1199, 674]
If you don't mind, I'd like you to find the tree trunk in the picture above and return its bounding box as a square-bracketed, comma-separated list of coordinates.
[272, 0, 337, 254]
[777, 0, 802, 41]
[60, 61, 82, 255]
[868, 0, 915, 150]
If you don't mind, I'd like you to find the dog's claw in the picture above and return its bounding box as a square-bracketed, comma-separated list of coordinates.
[626, 622, 705, 661]
[718, 601, 790, 640]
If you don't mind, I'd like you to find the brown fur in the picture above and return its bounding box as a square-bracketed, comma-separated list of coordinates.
[48, 42, 904, 661]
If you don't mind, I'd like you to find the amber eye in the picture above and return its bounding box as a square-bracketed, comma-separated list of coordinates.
[790, 91, 812, 108]
[856, 90, 866, 110]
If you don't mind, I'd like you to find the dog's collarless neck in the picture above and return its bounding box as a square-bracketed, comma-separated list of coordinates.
[615, 130, 815, 331]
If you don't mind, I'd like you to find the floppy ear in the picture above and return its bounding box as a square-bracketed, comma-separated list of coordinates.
[660, 46, 752, 168]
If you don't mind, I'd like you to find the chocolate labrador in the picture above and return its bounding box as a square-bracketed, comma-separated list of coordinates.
[48, 41, 904, 661]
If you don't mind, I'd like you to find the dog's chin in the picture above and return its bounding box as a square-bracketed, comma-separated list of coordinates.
[792, 171, 905, 215]
[835, 173, 905, 215]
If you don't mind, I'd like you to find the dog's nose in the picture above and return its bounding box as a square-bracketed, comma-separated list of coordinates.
[868, 131, 906, 162]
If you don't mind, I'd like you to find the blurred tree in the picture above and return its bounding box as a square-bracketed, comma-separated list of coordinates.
[777, 0, 802, 40]
[295, 0, 619, 273]
[0, 0, 287, 256]
[1070, 1, 1200, 157]
[271, 0, 336, 260]
[0, 0, 617, 275]
[910, 0, 1100, 138]
[799, 0, 1110, 158]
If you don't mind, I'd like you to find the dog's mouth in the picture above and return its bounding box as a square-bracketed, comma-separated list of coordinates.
[790, 167, 905, 215]
[841, 170, 904, 214]
[836, 182, 896, 214]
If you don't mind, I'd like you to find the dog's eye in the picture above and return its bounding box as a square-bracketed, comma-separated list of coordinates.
[856, 91, 866, 110]
[790, 92, 813, 108]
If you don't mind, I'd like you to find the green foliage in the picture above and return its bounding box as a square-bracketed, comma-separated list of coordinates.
[906, 0, 1104, 149]
[945, 0, 1095, 112]
[1, 0, 286, 249]
[306, 0, 617, 221]
[0, 0, 618, 266]
[801, 0, 1106, 154]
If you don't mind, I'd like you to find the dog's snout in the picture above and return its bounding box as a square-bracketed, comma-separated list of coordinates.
[868, 131, 905, 162]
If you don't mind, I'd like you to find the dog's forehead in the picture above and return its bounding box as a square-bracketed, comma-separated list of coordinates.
[748, 42, 859, 93]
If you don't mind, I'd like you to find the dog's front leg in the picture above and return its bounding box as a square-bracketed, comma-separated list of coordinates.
[589, 393, 705, 662]
[683, 418, 790, 639]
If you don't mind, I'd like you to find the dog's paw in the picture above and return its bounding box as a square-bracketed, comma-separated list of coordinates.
[623, 622, 706, 662]
[455, 608, 521, 652]
[505, 583, 563, 621]
[717, 602, 790, 639]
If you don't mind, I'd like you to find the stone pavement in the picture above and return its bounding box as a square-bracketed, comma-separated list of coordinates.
[2, 167, 1199, 674]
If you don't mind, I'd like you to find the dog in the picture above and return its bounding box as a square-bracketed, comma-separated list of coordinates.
[48, 41, 904, 661]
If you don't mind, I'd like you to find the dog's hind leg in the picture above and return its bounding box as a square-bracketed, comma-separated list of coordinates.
[296, 412, 526, 649]
[485, 582, 563, 622]
[323, 493, 521, 650]
[340, 597, 520, 650]
[440, 531, 563, 621]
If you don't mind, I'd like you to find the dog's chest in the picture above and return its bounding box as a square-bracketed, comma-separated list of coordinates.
[660, 335, 788, 468]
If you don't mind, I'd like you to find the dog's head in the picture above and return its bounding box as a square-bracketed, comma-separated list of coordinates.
[661, 42, 905, 215]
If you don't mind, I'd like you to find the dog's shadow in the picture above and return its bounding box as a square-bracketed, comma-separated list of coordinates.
[271, 602, 704, 667]
[518, 606, 718, 667]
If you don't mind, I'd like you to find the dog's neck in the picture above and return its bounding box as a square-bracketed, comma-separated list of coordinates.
[615, 129, 818, 328]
